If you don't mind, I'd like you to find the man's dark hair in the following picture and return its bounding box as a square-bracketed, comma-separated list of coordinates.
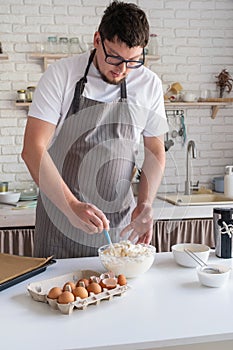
[98, 1, 149, 48]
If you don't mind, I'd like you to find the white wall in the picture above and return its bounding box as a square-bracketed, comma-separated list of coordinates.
[0, 0, 233, 193]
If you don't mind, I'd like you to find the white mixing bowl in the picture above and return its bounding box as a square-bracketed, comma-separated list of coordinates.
[0, 191, 21, 204]
[172, 243, 210, 268]
[98, 241, 156, 278]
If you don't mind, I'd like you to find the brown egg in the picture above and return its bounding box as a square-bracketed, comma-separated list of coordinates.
[47, 286, 63, 299]
[57, 291, 75, 304]
[63, 281, 76, 292]
[73, 286, 88, 299]
[87, 282, 102, 294]
[117, 274, 127, 286]
[77, 278, 89, 288]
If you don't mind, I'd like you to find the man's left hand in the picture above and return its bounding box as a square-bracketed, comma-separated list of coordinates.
[120, 202, 153, 244]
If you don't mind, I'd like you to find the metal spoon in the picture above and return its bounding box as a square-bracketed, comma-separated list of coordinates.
[184, 248, 221, 273]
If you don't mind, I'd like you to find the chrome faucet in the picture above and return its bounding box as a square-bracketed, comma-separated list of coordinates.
[185, 140, 197, 195]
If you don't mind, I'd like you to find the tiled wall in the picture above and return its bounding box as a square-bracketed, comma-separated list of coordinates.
[0, 0, 233, 193]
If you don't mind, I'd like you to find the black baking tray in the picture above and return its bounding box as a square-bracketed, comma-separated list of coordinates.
[0, 258, 56, 292]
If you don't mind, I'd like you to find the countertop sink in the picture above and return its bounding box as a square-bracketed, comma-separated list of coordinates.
[157, 192, 233, 206]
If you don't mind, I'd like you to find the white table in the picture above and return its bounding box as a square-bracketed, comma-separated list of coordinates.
[1, 252, 233, 350]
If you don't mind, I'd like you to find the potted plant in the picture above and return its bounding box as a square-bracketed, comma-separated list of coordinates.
[215, 69, 233, 98]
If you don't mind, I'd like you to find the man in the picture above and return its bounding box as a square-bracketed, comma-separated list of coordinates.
[22, 1, 168, 258]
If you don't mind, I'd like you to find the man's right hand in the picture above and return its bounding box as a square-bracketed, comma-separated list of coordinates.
[68, 200, 110, 234]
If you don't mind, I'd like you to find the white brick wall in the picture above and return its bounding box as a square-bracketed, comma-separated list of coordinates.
[0, 0, 233, 193]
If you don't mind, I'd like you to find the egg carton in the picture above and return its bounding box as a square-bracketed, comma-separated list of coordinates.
[27, 269, 129, 315]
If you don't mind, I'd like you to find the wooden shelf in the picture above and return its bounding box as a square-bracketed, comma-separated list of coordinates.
[164, 101, 231, 119]
[145, 55, 160, 66]
[30, 53, 70, 59]
[16, 100, 231, 119]
[0, 54, 9, 60]
[29, 52, 71, 70]
[30, 53, 160, 60]
[15, 102, 31, 107]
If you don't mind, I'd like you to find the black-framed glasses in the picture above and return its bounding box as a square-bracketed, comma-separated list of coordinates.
[100, 35, 145, 69]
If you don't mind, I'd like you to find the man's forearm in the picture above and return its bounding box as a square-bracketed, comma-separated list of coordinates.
[137, 136, 166, 205]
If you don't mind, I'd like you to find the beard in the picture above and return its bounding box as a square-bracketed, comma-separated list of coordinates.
[100, 70, 126, 85]
[95, 58, 126, 86]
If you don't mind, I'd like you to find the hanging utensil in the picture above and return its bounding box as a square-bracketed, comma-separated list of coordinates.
[171, 129, 178, 138]
[180, 111, 186, 145]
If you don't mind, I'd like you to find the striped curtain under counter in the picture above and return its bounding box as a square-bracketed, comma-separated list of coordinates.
[152, 219, 215, 252]
[0, 219, 214, 256]
[0, 227, 35, 256]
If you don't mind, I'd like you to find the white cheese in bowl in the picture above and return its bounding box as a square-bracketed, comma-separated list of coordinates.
[98, 240, 156, 278]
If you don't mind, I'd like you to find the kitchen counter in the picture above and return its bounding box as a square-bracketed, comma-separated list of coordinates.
[1, 196, 233, 228]
[153, 196, 233, 220]
[0, 202, 36, 227]
[1, 252, 233, 350]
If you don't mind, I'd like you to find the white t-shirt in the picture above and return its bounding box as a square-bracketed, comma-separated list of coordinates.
[29, 51, 168, 143]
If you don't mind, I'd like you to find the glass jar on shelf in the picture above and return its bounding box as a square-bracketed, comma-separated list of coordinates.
[69, 37, 82, 54]
[147, 34, 158, 56]
[17, 89, 26, 102]
[59, 37, 69, 54]
[46, 36, 58, 53]
[26, 86, 36, 102]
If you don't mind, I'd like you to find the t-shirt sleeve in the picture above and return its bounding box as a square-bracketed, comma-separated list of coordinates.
[28, 63, 63, 125]
[142, 79, 169, 137]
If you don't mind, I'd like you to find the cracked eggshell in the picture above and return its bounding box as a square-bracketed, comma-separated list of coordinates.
[101, 277, 118, 289]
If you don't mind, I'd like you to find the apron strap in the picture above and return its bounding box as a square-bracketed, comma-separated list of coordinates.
[68, 49, 96, 114]
[76, 49, 96, 96]
[120, 79, 127, 100]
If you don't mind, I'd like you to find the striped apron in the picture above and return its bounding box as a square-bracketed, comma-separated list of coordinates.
[34, 50, 138, 258]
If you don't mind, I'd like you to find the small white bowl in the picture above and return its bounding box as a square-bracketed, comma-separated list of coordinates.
[172, 243, 210, 268]
[197, 264, 231, 288]
[98, 241, 156, 278]
[0, 191, 21, 204]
